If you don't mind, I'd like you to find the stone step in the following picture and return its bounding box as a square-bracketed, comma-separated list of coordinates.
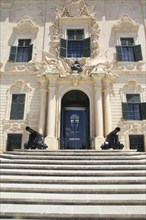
[1, 183, 146, 194]
[1, 153, 146, 160]
[3, 150, 144, 156]
[1, 163, 145, 170]
[1, 204, 146, 219]
[1, 175, 146, 184]
[1, 192, 146, 205]
[1, 158, 146, 165]
[1, 168, 145, 176]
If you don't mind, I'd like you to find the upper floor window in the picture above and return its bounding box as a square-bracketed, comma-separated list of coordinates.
[9, 39, 33, 62]
[10, 94, 25, 120]
[60, 29, 91, 58]
[116, 38, 142, 62]
[122, 94, 146, 120]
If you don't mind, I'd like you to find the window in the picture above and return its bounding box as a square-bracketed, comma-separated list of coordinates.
[10, 94, 25, 120]
[129, 135, 145, 152]
[116, 38, 142, 62]
[9, 39, 33, 62]
[60, 29, 91, 58]
[7, 134, 22, 151]
[122, 94, 146, 120]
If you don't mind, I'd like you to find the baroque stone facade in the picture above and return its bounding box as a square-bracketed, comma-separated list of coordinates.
[0, 0, 146, 152]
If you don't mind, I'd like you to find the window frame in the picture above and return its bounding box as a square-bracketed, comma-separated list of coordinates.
[60, 29, 91, 58]
[122, 94, 146, 121]
[116, 37, 143, 62]
[9, 39, 33, 62]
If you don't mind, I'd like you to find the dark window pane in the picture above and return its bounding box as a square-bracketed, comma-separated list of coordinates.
[9, 46, 17, 61]
[121, 38, 134, 46]
[18, 39, 31, 47]
[67, 29, 84, 40]
[126, 94, 140, 103]
[141, 103, 146, 120]
[16, 39, 32, 62]
[76, 30, 84, 40]
[10, 94, 25, 120]
[116, 46, 123, 61]
[122, 47, 135, 61]
[134, 45, 143, 61]
[129, 135, 144, 152]
[7, 134, 22, 151]
[60, 38, 67, 57]
[67, 30, 75, 40]
[67, 41, 83, 58]
[83, 37, 91, 57]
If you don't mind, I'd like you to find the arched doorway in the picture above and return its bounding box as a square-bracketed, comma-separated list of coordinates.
[60, 90, 90, 150]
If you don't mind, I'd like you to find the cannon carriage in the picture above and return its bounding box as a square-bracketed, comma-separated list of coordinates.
[24, 126, 47, 149]
[101, 127, 124, 150]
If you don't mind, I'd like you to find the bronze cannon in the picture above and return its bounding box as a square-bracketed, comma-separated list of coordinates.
[24, 126, 47, 149]
[101, 127, 124, 150]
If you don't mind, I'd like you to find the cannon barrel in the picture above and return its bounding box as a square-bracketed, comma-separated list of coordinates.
[25, 126, 42, 136]
[108, 127, 120, 136]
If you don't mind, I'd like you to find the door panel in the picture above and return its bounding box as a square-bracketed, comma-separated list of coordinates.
[61, 107, 89, 149]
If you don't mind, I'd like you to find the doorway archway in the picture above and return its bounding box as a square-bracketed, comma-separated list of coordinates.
[60, 90, 90, 149]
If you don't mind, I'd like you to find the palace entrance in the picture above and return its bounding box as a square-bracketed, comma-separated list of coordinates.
[60, 90, 90, 150]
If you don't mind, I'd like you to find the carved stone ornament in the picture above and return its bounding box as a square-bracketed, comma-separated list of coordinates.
[49, 0, 100, 59]
[120, 80, 143, 94]
[56, 0, 94, 17]
[113, 61, 144, 71]
[118, 120, 145, 135]
[91, 62, 117, 82]
[112, 14, 139, 32]
[2, 120, 27, 133]
[13, 16, 39, 33]
[7, 80, 32, 94]
[31, 53, 72, 78]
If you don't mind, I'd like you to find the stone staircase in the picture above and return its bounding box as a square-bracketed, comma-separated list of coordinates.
[0, 150, 146, 220]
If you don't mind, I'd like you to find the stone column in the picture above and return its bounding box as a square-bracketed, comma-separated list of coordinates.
[103, 78, 112, 136]
[92, 73, 104, 150]
[38, 76, 48, 136]
[45, 79, 57, 150]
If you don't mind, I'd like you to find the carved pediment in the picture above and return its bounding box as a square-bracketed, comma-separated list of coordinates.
[120, 80, 143, 93]
[7, 80, 32, 94]
[13, 16, 39, 33]
[112, 14, 139, 32]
